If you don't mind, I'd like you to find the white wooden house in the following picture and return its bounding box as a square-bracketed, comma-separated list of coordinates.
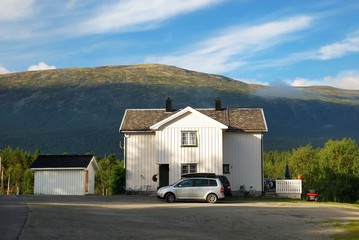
[30, 155, 99, 195]
[119, 98, 268, 195]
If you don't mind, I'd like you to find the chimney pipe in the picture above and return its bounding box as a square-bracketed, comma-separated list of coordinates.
[215, 97, 222, 111]
[166, 97, 172, 112]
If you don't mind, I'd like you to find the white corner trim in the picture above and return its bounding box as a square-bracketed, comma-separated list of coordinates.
[119, 109, 128, 132]
[261, 109, 269, 132]
[89, 157, 100, 171]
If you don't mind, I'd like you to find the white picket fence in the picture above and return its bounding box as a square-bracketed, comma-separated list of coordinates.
[276, 179, 302, 194]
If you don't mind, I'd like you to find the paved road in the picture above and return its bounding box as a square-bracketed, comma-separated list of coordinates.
[17, 195, 359, 240]
[0, 196, 28, 240]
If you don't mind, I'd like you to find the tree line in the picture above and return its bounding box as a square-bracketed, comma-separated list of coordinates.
[264, 138, 359, 203]
[1, 137, 358, 203]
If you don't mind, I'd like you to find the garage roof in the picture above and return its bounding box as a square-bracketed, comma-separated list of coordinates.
[30, 155, 99, 170]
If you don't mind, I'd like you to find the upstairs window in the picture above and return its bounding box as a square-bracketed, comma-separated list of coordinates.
[181, 131, 197, 147]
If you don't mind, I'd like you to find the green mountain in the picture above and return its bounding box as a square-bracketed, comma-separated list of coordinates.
[1, 64, 358, 157]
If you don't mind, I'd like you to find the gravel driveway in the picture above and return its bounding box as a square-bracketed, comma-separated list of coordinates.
[18, 195, 359, 240]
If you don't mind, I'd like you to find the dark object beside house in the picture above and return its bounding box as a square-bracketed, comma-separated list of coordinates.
[306, 190, 320, 202]
[285, 163, 290, 179]
[182, 173, 232, 197]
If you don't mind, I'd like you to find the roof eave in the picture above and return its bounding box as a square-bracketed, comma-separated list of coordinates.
[261, 109, 269, 132]
[225, 129, 267, 133]
[121, 130, 154, 133]
[30, 167, 87, 170]
[119, 109, 129, 133]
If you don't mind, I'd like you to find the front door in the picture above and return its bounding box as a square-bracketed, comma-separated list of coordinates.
[159, 164, 169, 188]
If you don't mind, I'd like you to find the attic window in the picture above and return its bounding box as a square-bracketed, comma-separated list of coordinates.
[181, 131, 197, 147]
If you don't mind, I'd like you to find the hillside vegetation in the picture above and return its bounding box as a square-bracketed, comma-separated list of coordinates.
[0, 64, 359, 156]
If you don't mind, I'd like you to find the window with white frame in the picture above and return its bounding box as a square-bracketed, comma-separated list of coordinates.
[181, 131, 197, 146]
[181, 164, 197, 175]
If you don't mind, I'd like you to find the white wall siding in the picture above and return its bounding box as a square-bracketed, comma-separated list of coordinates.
[34, 170, 85, 195]
[155, 112, 225, 185]
[223, 133, 263, 192]
[125, 133, 157, 191]
[87, 162, 96, 194]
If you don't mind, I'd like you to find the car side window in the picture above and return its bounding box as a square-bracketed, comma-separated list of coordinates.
[176, 179, 193, 187]
[209, 180, 217, 186]
[193, 179, 209, 187]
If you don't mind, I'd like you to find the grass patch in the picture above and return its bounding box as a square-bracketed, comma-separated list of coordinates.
[318, 221, 343, 227]
[331, 221, 359, 240]
[224, 197, 359, 207]
[224, 196, 305, 202]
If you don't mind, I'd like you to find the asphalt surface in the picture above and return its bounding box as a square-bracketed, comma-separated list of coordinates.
[2, 195, 359, 240]
[0, 196, 28, 240]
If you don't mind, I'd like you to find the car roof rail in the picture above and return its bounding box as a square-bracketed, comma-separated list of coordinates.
[181, 173, 216, 178]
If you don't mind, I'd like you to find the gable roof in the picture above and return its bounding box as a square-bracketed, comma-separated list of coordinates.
[120, 107, 268, 133]
[150, 106, 228, 130]
[30, 155, 99, 170]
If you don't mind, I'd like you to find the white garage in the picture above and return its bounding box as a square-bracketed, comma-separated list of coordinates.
[30, 155, 100, 195]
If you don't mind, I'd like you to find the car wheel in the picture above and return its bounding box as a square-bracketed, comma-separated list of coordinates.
[166, 193, 175, 203]
[206, 193, 217, 203]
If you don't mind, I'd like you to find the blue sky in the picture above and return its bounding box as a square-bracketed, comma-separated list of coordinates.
[1, 0, 359, 90]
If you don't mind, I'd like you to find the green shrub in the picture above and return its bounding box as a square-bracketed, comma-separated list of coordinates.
[109, 164, 126, 195]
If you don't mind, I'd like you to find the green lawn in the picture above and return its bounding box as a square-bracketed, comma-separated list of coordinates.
[331, 221, 359, 240]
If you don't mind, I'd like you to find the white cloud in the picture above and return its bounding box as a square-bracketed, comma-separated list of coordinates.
[291, 77, 329, 87]
[335, 70, 359, 90]
[146, 15, 312, 73]
[0, 66, 10, 74]
[77, 0, 222, 35]
[291, 78, 307, 87]
[0, 0, 35, 21]
[314, 31, 359, 60]
[290, 70, 359, 90]
[27, 62, 56, 71]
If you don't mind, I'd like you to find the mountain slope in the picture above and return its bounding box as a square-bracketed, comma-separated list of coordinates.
[0, 64, 358, 156]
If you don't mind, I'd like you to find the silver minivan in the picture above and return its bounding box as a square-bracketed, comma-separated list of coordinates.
[156, 178, 225, 203]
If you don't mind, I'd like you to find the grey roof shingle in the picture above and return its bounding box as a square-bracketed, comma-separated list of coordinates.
[30, 155, 95, 169]
[120, 108, 267, 133]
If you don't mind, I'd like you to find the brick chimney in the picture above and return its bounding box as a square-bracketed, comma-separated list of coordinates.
[166, 97, 172, 112]
[215, 97, 222, 111]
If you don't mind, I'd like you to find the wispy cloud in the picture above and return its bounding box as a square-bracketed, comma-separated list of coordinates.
[314, 31, 359, 60]
[242, 29, 359, 71]
[28, 62, 56, 71]
[146, 15, 313, 73]
[0, 0, 35, 21]
[76, 0, 223, 35]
